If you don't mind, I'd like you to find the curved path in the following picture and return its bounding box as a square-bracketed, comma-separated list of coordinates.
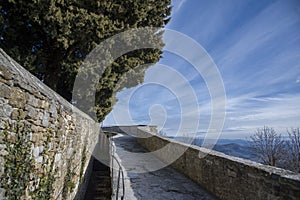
[112, 134, 217, 200]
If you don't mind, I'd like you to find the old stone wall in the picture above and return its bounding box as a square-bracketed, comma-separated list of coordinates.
[102, 125, 157, 137]
[136, 128, 300, 200]
[0, 49, 99, 199]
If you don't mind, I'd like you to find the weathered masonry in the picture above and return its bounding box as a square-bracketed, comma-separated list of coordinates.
[1, 46, 300, 200]
[135, 127, 300, 200]
[0, 49, 101, 199]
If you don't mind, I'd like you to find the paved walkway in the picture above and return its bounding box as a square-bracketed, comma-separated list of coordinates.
[112, 134, 217, 200]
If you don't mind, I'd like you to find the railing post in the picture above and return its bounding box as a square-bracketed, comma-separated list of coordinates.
[116, 168, 121, 199]
[109, 132, 125, 200]
[110, 136, 115, 196]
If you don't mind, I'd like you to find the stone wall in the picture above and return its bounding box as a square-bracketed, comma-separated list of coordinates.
[0, 49, 100, 199]
[136, 128, 300, 200]
[102, 125, 157, 137]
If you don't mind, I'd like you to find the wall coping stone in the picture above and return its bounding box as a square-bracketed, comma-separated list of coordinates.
[0, 49, 94, 121]
[136, 128, 300, 181]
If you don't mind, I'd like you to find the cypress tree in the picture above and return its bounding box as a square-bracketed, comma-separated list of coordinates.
[0, 0, 171, 121]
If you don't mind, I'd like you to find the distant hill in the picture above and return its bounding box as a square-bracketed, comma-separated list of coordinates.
[170, 137, 260, 163]
[212, 143, 259, 162]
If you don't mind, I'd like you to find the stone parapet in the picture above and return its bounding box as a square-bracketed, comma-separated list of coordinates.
[0, 49, 99, 199]
[136, 128, 300, 200]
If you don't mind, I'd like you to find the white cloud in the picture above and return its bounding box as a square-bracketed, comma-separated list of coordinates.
[223, 93, 300, 138]
[104, 0, 300, 139]
[172, 0, 187, 13]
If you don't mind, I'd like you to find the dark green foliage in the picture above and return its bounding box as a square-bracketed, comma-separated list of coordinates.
[33, 159, 55, 199]
[31, 128, 56, 199]
[1, 121, 33, 200]
[0, 112, 56, 199]
[62, 152, 76, 198]
[0, 0, 171, 121]
[79, 140, 87, 184]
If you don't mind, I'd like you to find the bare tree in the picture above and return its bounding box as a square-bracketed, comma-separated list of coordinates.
[250, 126, 285, 167]
[285, 128, 300, 172]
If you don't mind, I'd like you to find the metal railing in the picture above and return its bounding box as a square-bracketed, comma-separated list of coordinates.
[112, 155, 125, 200]
[110, 135, 125, 200]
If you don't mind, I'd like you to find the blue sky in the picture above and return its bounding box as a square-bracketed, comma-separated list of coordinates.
[103, 0, 300, 139]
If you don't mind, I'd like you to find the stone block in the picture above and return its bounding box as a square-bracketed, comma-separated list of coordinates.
[10, 109, 19, 120]
[11, 108, 27, 120]
[39, 145, 44, 154]
[1, 132, 8, 144]
[0, 120, 8, 131]
[0, 157, 4, 176]
[68, 148, 74, 159]
[25, 105, 37, 119]
[33, 146, 40, 158]
[0, 83, 11, 99]
[50, 123, 56, 129]
[0, 98, 8, 105]
[27, 95, 39, 108]
[31, 133, 39, 143]
[227, 168, 237, 178]
[66, 115, 72, 121]
[49, 102, 58, 118]
[55, 153, 63, 166]
[37, 126, 44, 132]
[30, 125, 38, 133]
[0, 65, 13, 80]
[37, 111, 44, 120]
[40, 100, 49, 109]
[9, 87, 27, 108]
[34, 120, 42, 126]
[31, 88, 42, 98]
[42, 111, 50, 127]
[0, 148, 8, 156]
[0, 104, 13, 118]
[0, 187, 5, 200]
[0, 76, 7, 83]
[36, 156, 43, 163]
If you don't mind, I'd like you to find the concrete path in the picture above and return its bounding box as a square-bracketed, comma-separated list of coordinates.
[112, 134, 217, 200]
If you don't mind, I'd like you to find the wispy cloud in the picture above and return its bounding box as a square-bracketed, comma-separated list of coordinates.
[104, 0, 300, 139]
[223, 93, 300, 138]
[171, 0, 187, 14]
